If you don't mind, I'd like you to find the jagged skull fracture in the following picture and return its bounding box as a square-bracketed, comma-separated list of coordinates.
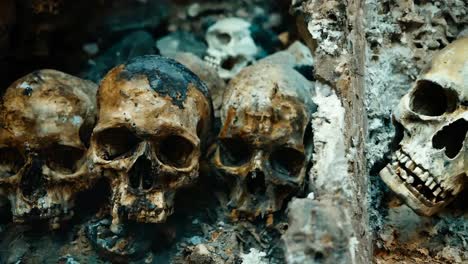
[380, 37, 468, 216]
[0, 70, 97, 226]
[88, 56, 212, 228]
[212, 63, 315, 219]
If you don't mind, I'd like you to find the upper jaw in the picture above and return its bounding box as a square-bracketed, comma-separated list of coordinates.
[379, 149, 455, 216]
[13, 205, 73, 223]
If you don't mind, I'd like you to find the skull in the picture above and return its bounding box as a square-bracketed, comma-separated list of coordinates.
[212, 62, 314, 219]
[0, 70, 98, 225]
[205, 17, 258, 80]
[380, 37, 468, 216]
[88, 55, 212, 227]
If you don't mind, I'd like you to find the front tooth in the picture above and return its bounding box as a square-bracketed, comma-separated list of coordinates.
[433, 188, 442, 196]
[414, 167, 423, 176]
[440, 192, 447, 199]
[405, 160, 416, 170]
[406, 176, 414, 184]
[400, 169, 408, 179]
[420, 171, 429, 181]
[400, 155, 409, 163]
[425, 177, 433, 186]
[429, 182, 437, 190]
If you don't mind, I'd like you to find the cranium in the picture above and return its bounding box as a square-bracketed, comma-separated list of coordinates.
[88, 55, 212, 229]
[212, 62, 314, 219]
[0, 70, 97, 225]
[205, 17, 258, 80]
[380, 37, 468, 216]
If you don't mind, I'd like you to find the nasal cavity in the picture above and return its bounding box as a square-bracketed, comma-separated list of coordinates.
[432, 119, 468, 159]
[128, 156, 153, 190]
[246, 170, 266, 195]
[20, 158, 46, 199]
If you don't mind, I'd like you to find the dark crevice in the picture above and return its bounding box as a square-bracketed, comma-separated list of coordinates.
[128, 156, 153, 191]
[246, 170, 266, 195]
[20, 158, 46, 199]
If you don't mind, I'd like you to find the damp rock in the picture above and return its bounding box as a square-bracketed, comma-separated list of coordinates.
[156, 31, 207, 58]
[258, 41, 314, 80]
[81, 31, 156, 82]
[58, 254, 80, 264]
[88, 0, 169, 36]
[283, 198, 354, 264]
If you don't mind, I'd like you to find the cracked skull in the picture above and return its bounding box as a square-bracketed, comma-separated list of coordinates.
[380, 37, 468, 216]
[0, 70, 97, 224]
[205, 17, 258, 80]
[212, 63, 314, 219]
[89, 55, 212, 226]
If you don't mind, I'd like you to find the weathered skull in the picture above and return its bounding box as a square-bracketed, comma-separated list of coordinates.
[89, 55, 212, 228]
[205, 17, 258, 80]
[0, 70, 97, 225]
[212, 62, 314, 219]
[380, 37, 468, 216]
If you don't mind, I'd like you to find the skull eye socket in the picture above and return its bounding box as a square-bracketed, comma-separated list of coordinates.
[410, 80, 458, 116]
[156, 135, 195, 168]
[215, 32, 232, 45]
[270, 147, 305, 176]
[44, 144, 85, 174]
[218, 137, 253, 167]
[0, 148, 25, 178]
[95, 127, 141, 160]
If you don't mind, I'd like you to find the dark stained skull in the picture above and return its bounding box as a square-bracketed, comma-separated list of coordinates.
[88, 55, 213, 231]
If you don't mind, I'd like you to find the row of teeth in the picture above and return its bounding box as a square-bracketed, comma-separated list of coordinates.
[392, 150, 449, 200]
[204, 55, 221, 69]
[18, 206, 73, 219]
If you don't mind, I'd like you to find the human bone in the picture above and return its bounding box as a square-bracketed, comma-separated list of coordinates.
[205, 17, 258, 79]
[173, 52, 226, 119]
[380, 37, 468, 216]
[211, 62, 315, 218]
[0, 70, 98, 225]
[88, 55, 212, 229]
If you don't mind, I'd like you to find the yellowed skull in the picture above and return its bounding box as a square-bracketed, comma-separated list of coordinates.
[212, 63, 315, 219]
[380, 37, 468, 216]
[88, 56, 212, 229]
[0, 70, 97, 225]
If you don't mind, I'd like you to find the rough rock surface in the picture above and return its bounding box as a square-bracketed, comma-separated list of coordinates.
[365, 0, 468, 263]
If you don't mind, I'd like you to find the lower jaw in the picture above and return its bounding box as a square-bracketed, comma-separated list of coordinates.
[379, 165, 446, 216]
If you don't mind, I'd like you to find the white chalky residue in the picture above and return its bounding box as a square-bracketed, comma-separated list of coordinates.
[19, 82, 32, 89]
[310, 83, 352, 198]
[241, 248, 267, 264]
[70, 116, 83, 126]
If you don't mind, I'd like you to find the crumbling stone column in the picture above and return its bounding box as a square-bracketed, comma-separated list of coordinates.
[283, 0, 372, 263]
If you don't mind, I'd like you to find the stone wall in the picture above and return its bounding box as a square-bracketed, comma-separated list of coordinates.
[286, 0, 467, 263]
